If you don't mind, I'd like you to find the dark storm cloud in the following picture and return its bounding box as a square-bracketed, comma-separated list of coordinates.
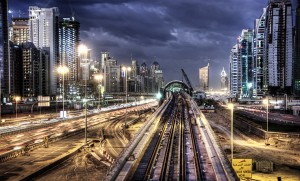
[10, 0, 277, 88]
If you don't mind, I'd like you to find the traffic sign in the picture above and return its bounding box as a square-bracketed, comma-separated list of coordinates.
[232, 159, 252, 179]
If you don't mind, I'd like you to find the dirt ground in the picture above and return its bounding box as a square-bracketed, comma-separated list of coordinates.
[36, 115, 147, 181]
[204, 111, 300, 181]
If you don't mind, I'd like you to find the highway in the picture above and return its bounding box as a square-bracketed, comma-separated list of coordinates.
[0, 101, 157, 162]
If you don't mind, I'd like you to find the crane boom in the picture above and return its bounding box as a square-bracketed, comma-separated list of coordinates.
[181, 69, 194, 92]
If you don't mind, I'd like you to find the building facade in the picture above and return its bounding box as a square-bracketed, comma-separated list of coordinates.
[239, 29, 253, 98]
[11, 18, 29, 45]
[253, 8, 267, 98]
[106, 58, 121, 93]
[150, 61, 164, 93]
[229, 44, 239, 97]
[220, 67, 228, 91]
[265, 0, 293, 95]
[58, 17, 80, 82]
[29, 6, 59, 96]
[294, 2, 300, 96]
[0, 0, 9, 100]
[199, 63, 209, 92]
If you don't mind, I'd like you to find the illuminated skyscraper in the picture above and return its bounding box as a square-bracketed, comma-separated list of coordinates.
[59, 17, 80, 81]
[265, 0, 293, 95]
[0, 0, 9, 98]
[199, 63, 209, 92]
[29, 6, 59, 96]
[101, 52, 109, 93]
[11, 18, 29, 45]
[253, 8, 267, 98]
[150, 61, 164, 93]
[230, 44, 239, 96]
[221, 67, 228, 91]
[239, 29, 253, 98]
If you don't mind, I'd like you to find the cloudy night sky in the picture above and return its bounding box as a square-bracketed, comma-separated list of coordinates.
[8, 0, 298, 90]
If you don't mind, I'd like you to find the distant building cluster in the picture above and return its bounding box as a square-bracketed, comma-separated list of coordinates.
[0, 2, 164, 102]
[199, 63, 229, 93]
[230, 0, 299, 99]
[100, 52, 164, 94]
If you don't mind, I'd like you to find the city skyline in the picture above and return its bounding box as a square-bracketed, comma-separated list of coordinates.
[9, 0, 298, 90]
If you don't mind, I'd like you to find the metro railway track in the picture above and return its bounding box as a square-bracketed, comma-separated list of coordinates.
[143, 107, 172, 180]
[129, 93, 235, 181]
[159, 104, 177, 180]
[187, 101, 204, 180]
[139, 94, 206, 180]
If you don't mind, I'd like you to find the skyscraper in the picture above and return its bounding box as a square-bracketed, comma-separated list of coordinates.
[101, 52, 109, 93]
[79, 47, 90, 81]
[59, 17, 80, 82]
[229, 44, 239, 97]
[140, 62, 148, 93]
[239, 29, 253, 98]
[199, 63, 209, 92]
[294, 2, 300, 96]
[105, 58, 121, 92]
[221, 67, 228, 91]
[0, 0, 9, 99]
[150, 61, 164, 93]
[21, 42, 46, 98]
[253, 8, 267, 98]
[29, 6, 59, 96]
[265, 0, 293, 95]
[11, 18, 29, 45]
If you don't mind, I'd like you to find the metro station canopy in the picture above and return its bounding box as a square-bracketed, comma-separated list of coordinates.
[161, 80, 193, 99]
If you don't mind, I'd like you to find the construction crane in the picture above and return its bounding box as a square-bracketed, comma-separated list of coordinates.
[181, 69, 194, 94]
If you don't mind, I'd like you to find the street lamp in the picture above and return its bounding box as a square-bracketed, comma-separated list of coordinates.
[15, 96, 21, 118]
[122, 66, 131, 104]
[83, 98, 88, 143]
[228, 103, 234, 161]
[95, 74, 103, 109]
[122, 66, 131, 125]
[79, 44, 89, 144]
[57, 66, 69, 119]
[263, 98, 269, 143]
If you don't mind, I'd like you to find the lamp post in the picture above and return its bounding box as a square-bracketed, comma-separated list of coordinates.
[79, 44, 89, 144]
[122, 66, 131, 104]
[57, 66, 69, 119]
[122, 66, 131, 124]
[15, 96, 20, 118]
[263, 98, 269, 143]
[228, 103, 234, 161]
[95, 74, 103, 109]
